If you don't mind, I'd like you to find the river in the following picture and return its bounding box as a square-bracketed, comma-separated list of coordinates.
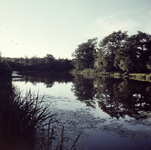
[10, 71, 151, 149]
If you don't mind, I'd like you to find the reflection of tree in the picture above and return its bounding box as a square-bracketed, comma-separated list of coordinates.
[15, 71, 74, 88]
[96, 77, 151, 119]
[71, 75, 96, 108]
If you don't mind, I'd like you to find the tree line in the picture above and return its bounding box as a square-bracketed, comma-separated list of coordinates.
[72, 31, 151, 74]
[0, 52, 12, 78]
[1, 30, 151, 74]
[2, 54, 74, 72]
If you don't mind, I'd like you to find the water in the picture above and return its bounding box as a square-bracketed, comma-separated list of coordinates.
[11, 72, 151, 149]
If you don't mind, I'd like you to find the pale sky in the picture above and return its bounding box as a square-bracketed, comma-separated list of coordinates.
[0, 0, 151, 59]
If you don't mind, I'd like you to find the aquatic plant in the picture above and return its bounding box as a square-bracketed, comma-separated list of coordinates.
[0, 77, 80, 149]
[0, 84, 56, 149]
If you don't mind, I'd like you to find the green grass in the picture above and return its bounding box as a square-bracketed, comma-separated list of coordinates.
[70, 69, 78, 76]
[129, 73, 151, 82]
[72, 68, 151, 82]
[146, 74, 151, 81]
[113, 72, 123, 78]
[79, 68, 95, 79]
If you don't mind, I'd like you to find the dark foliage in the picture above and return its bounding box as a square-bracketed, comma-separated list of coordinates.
[95, 77, 151, 119]
[72, 38, 98, 71]
[4, 54, 74, 72]
[16, 71, 74, 87]
[0, 54, 12, 78]
[0, 77, 55, 149]
[71, 74, 151, 119]
[96, 31, 151, 73]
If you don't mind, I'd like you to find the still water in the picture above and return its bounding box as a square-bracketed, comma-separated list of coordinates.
[12, 71, 151, 150]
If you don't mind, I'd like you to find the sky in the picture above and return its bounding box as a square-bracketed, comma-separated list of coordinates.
[0, 0, 151, 59]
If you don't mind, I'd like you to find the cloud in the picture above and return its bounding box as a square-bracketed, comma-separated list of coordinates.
[84, 11, 151, 41]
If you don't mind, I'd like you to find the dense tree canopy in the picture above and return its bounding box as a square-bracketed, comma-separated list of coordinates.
[0, 53, 11, 71]
[95, 31, 128, 72]
[96, 31, 151, 73]
[72, 38, 98, 71]
[4, 54, 74, 72]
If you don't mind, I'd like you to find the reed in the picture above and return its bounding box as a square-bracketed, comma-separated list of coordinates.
[0, 85, 56, 149]
[0, 79, 80, 149]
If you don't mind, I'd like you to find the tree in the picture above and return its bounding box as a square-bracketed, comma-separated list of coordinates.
[115, 31, 151, 73]
[115, 55, 133, 74]
[97, 30, 128, 72]
[97, 31, 151, 73]
[96, 49, 115, 72]
[146, 57, 151, 71]
[0, 52, 12, 78]
[44, 54, 55, 64]
[99, 30, 128, 54]
[134, 31, 151, 72]
[72, 38, 98, 71]
[114, 41, 137, 73]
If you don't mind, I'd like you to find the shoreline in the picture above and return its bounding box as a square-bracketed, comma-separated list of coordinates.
[70, 69, 151, 82]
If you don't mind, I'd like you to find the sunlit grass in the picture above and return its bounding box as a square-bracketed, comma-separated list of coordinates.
[79, 68, 95, 79]
[129, 73, 151, 82]
[70, 69, 78, 76]
[73, 68, 151, 82]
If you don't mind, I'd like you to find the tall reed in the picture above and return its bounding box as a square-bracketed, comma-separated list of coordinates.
[0, 83, 55, 149]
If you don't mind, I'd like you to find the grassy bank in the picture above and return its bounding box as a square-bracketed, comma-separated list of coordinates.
[71, 69, 151, 82]
[129, 73, 151, 82]
[70, 68, 95, 79]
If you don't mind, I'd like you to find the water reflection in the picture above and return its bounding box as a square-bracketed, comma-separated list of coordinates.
[14, 71, 74, 87]
[70, 75, 151, 149]
[71, 75, 97, 108]
[71, 74, 151, 120]
[95, 77, 151, 119]
[10, 72, 151, 149]
[12, 72, 151, 120]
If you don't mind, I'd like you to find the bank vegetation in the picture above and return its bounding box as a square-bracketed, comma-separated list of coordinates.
[71, 30, 151, 82]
